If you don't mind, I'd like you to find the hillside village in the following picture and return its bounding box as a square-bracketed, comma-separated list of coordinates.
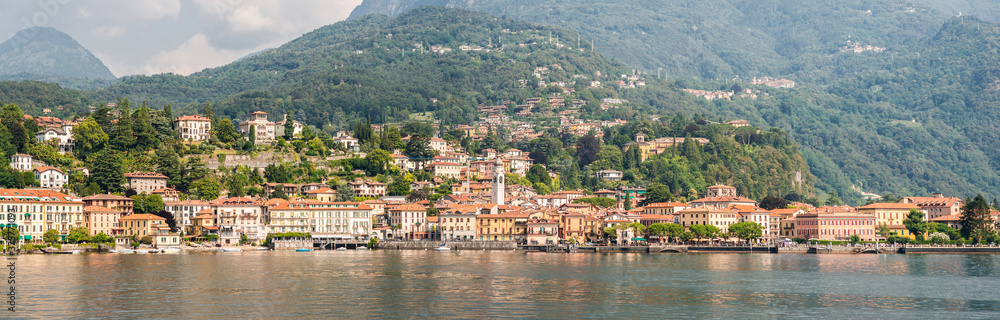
[1, 91, 998, 248]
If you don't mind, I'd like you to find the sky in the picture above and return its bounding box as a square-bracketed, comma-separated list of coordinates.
[0, 0, 363, 77]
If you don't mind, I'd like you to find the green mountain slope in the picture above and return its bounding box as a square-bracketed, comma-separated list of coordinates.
[0, 27, 116, 80]
[348, 0, 954, 80]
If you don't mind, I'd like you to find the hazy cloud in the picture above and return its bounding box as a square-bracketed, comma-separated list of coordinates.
[0, 0, 362, 77]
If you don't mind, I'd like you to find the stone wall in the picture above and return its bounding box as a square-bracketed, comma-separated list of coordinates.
[379, 240, 517, 250]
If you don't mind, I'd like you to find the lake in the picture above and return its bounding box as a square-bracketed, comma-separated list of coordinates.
[6, 251, 1000, 319]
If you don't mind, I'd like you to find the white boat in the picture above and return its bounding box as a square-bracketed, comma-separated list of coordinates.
[108, 249, 119, 254]
[135, 250, 149, 254]
[434, 245, 451, 251]
[161, 247, 182, 254]
[335, 247, 347, 251]
[119, 249, 134, 254]
[71, 250, 81, 254]
[220, 247, 242, 253]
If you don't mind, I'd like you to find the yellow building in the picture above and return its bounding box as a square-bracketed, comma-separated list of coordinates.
[477, 213, 528, 241]
[675, 206, 741, 233]
[857, 203, 920, 239]
[119, 214, 167, 238]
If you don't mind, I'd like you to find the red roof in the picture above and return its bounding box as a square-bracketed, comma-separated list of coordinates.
[33, 166, 63, 174]
[123, 172, 168, 179]
[174, 115, 211, 122]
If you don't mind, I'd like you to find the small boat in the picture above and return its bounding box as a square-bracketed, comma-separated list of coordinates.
[434, 244, 451, 251]
[70, 250, 81, 254]
[295, 248, 312, 252]
[220, 247, 242, 253]
[161, 247, 182, 254]
[335, 247, 347, 251]
[120, 249, 134, 254]
[108, 249, 119, 254]
[255, 247, 269, 251]
[135, 250, 149, 254]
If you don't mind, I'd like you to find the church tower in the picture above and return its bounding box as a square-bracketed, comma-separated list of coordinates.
[492, 157, 505, 205]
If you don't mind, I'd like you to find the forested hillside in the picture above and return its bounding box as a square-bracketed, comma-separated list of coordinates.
[18, 5, 1000, 203]
[348, 0, 955, 80]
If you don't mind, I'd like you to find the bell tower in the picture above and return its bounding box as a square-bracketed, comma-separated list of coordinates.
[492, 157, 505, 205]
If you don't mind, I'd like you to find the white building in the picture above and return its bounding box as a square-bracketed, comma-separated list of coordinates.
[10, 154, 33, 171]
[35, 126, 74, 154]
[34, 166, 67, 190]
[238, 111, 302, 144]
[174, 115, 212, 142]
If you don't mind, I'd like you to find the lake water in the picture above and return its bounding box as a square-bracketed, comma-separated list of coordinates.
[6, 251, 1000, 319]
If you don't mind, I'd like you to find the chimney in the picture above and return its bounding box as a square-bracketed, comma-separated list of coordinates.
[932, 192, 943, 198]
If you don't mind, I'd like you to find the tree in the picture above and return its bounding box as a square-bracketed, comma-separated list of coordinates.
[249, 125, 257, 146]
[877, 223, 892, 239]
[43, 229, 60, 243]
[191, 178, 221, 200]
[759, 196, 787, 210]
[961, 195, 993, 243]
[336, 183, 357, 202]
[284, 112, 295, 140]
[93, 232, 113, 243]
[1, 104, 28, 153]
[525, 164, 552, 186]
[270, 184, 289, 200]
[849, 235, 861, 244]
[1, 226, 19, 246]
[132, 103, 160, 151]
[388, 174, 413, 196]
[156, 146, 183, 188]
[641, 183, 673, 205]
[215, 118, 239, 143]
[113, 98, 135, 150]
[89, 149, 126, 193]
[366, 149, 393, 175]
[591, 145, 623, 170]
[131, 194, 165, 214]
[152, 211, 179, 232]
[573, 197, 617, 208]
[402, 121, 434, 137]
[729, 222, 763, 244]
[404, 135, 435, 164]
[623, 196, 632, 210]
[648, 223, 684, 243]
[826, 191, 842, 206]
[927, 232, 950, 244]
[903, 209, 928, 240]
[575, 134, 600, 167]
[72, 118, 109, 160]
[66, 227, 91, 244]
[264, 163, 292, 184]
[533, 182, 552, 195]
[380, 126, 404, 151]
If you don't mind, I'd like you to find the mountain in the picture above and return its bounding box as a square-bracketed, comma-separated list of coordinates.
[85, 7, 815, 199]
[0, 27, 116, 80]
[348, 0, 961, 81]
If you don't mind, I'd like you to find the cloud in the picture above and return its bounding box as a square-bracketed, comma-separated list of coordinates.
[0, 1, 363, 76]
[226, 6, 275, 32]
[91, 25, 125, 38]
[142, 33, 247, 75]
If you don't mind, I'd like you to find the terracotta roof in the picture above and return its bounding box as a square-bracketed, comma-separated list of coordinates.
[174, 115, 211, 122]
[33, 166, 63, 174]
[929, 214, 962, 222]
[119, 213, 166, 221]
[707, 184, 735, 189]
[858, 203, 919, 210]
[304, 188, 337, 194]
[84, 206, 118, 213]
[391, 204, 425, 211]
[192, 213, 214, 220]
[82, 194, 133, 201]
[123, 172, 168, 179]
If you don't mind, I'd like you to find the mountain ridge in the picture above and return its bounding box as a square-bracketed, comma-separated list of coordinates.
[0, 27, 116, 80]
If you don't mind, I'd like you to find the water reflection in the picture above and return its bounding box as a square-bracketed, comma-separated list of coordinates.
[10, 252, 1000, 318]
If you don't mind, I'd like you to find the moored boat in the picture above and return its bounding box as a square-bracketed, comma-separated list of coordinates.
[295, 248, 312, 252]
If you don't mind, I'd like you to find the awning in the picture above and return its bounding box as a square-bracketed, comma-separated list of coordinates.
[23, 235, 32, 240]
[632, 237, 647, 241]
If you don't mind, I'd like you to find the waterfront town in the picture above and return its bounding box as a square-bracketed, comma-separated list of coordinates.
[1, 99, 999, 251]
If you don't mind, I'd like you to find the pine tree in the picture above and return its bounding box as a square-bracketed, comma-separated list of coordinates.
[284, 112, 295, 140]
[113, 99, 135, 151]
[961, 195, 993, 243]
